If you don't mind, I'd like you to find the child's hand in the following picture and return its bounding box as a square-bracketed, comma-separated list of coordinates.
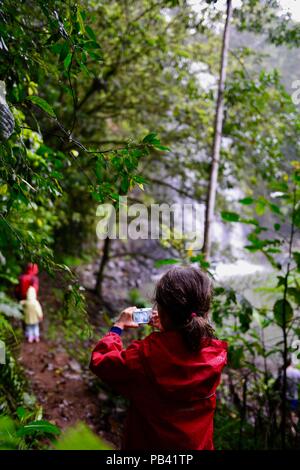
[114, 306, 139, 330]
[149, 310, 163, 331]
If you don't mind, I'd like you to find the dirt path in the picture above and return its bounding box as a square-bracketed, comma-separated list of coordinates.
[18, 337, 103, 432]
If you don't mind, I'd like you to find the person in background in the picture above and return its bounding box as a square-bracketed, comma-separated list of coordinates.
[15, 263, 39, 300]
[21, 286, 43, 343]
[90, 266, 227, 450]
[286, 358, 300, 413]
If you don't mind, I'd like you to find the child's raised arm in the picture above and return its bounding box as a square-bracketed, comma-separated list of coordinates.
[90, 331, 142, 398]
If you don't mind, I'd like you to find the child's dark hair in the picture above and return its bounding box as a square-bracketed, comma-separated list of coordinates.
[155, 266, 215, 352]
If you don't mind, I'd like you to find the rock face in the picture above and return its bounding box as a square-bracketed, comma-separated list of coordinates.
[77, 238, 171, 311]
[0, 81, 15, 141]
[0, 103, 15, 141]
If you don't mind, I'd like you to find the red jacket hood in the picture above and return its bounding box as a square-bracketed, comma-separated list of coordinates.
[139, 331, 227, 401]
[25, 263, 39, 275]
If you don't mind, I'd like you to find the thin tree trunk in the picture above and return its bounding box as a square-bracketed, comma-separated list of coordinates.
[94, 189, 125, 298]
[202, 0, 233, 259]
[94, 206, 116, 298]
[95, 236, 112, 298]
[238, 375, 248, 450]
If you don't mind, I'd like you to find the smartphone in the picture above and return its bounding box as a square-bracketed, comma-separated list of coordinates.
[133, 308, 153, 324]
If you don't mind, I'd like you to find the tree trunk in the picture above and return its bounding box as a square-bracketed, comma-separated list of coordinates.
[94, 191, 125, 299]
[94, 206, 116, 298]
[202, 0, 233, 259]
[94, 236, 112, 298]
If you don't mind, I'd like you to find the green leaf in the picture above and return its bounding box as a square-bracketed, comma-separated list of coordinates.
[0, 184, 8, 195]
[189, 255, 210, 269]
[214, 287, 225, 296]
[64, 52, 73, 70]
[239, 298, 253, 332]
[269, 203, 281, 214]
[120, 176, 130, 193]
[255, 201, 266, 216]
[153, 144, 170, 152]
[79, 62, 90, 77]
[0, 273, 18, 284]
[77, 8, 86, 34]
[228, 345, 244, 369]
[277, 276, 286, 287]
[84, 40, 101, 50]
[239, 218, 259, 226]
[273, 299, 293, 327]
[295, 207, 300, 228]
[221, 211, 240, 222]
[55, 422, 112, 450]
[17, 420, 61, 437]
[154, 258, 181, 267]
[142, 133, 159, 144]
[16, 407, 27, 421]
[239, 197, 254, 205]
[253, 310, 267, 329]
[26, 96, 56, 118]
[293, 252, 300, 271]
[287, 287, 300, 305]
[86, 26, 97, 41]
[0, 416, 18, 450]
[59, 42, 69, 62]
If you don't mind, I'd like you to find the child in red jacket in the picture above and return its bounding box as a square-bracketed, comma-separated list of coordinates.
[90, 266, 227, 450]
[15, 263, 39, 300]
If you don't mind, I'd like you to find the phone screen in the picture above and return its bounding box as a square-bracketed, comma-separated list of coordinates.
[133, 308, 152, 324]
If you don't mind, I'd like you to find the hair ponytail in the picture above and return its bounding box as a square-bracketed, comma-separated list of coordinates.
[180, 315, 215, 352]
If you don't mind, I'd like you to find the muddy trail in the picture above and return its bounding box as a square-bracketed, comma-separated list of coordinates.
[19, 340, 101, 431]
[17, 271, 124, 448]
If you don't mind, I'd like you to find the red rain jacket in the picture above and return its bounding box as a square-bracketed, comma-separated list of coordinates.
[90, 330, 227, 450]
[15, 263, 39, 300]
